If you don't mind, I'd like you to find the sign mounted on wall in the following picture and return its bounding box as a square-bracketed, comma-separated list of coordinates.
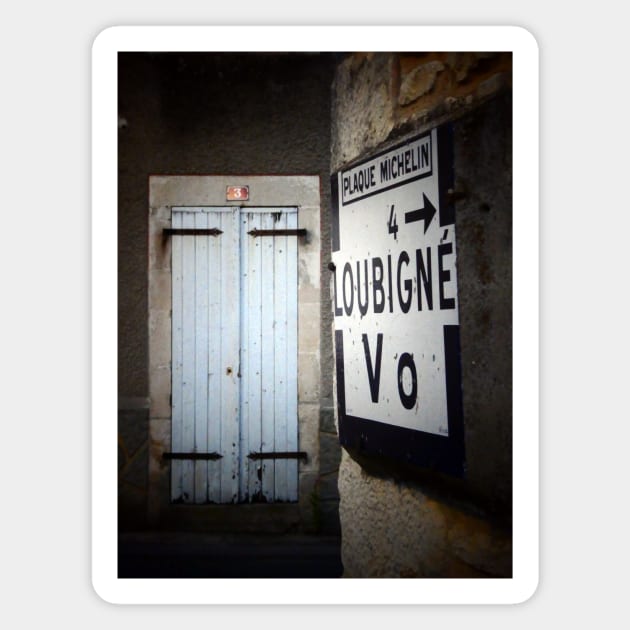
[330, 125, 465, 476]
[226, 185, 249, 201]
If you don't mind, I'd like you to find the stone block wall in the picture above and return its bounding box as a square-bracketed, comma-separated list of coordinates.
[331, 52, 512, 173]
[331, 52, 513, 577]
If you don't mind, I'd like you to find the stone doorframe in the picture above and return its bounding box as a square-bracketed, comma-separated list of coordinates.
[147, 175, 321, 531]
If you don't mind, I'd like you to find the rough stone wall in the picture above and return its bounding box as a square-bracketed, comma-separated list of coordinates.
[337, 451, 511, 578]
[118, 53, 340, 532]
[331, 52, 512, 173]
[331, 52, 512, 577]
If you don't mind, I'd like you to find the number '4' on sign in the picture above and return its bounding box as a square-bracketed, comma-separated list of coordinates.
[388, 205, 398, 240]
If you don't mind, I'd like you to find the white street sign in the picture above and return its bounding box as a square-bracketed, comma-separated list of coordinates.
[332, 128, 460, 438]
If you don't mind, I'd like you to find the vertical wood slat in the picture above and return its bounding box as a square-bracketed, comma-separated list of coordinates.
[249, 212, 263, 501]
[286, 211, 299, 501]
[171, 211, 183, 501]
[220, 208, 241, 503]
[238, 212, 250, 501]
[194, 211, 209, 503]
[260, 212, 276, 502]
[181, 211, 196, 503]
[273, 212, 289, 501]
[207, 210, 222, 503]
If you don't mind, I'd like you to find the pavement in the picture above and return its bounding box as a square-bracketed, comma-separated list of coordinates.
[118, 532, 343, 579]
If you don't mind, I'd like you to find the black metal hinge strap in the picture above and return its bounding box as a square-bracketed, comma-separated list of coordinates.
[247, 229, 307, 237]
[163, 228, 223, 237]
[247, 451, 308, 461]
[162, 452, 223, 461]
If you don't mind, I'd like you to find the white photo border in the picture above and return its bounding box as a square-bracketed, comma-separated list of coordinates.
[92, 25, 539, 605]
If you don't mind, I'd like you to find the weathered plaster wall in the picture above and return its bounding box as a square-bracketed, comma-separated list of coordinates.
[331, 52, 513, 577]
[118, 53, 340, 532]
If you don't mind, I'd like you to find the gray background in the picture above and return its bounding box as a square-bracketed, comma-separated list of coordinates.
[2, 0, 626, 625]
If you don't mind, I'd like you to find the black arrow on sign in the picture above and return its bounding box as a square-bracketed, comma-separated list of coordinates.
[404, 193, 437, 234]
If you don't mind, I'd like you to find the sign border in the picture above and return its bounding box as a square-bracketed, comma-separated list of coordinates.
[331, 124, 465, 476]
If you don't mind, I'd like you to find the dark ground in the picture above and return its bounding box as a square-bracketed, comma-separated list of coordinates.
[118, 532, 343, 579]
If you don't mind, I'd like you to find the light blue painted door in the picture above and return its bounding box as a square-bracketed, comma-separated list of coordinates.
[170, 207, 298, 504]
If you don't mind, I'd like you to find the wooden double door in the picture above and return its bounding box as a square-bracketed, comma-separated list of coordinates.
[169, 206, 299, 504]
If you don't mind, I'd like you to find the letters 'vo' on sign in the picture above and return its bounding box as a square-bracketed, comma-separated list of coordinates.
[331, 126, 465, 476]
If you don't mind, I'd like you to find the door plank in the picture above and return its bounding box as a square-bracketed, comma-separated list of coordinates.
[273, 211, 289, 501]
[286, 210, 299, 501]
[219, 208, 241, 503]
[207, 211, 223, 503]
[181, 211, 197, 503]
[241, 211, 264, 502]
[260, 212, 276, 501]
[171, 211, 184, 502]
[238, 211, 250, 501]
[193, 211, 209, 503]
